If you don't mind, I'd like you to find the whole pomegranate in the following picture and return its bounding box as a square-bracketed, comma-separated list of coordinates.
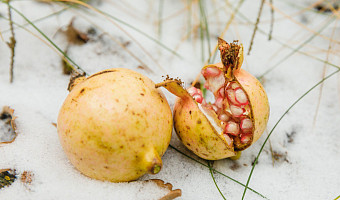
[157, 38, 269, 160]
[57, 68, 173, 182]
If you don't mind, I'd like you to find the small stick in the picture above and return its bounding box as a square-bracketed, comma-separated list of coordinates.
[6, 0, 16, 83]
[247, 0, 265, 55]
[268, 0, 274, 40]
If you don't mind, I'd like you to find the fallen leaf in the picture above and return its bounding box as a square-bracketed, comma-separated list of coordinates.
[0, 106, 17, 145]
[146, 179, 182, 200]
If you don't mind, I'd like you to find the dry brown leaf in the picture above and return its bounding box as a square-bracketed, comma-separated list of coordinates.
[0, 168, 12, 173]
[0, 106, 17, 145]
[65, 18, 90, 45]
[146, 179, 182, 200]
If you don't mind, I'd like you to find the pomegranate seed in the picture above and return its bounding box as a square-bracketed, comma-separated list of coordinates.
[202, 67, 221, 77]
[235, 88, 248, 105]
[197, 88, 203, 96]
[215, 97, 223, 108]
[187, 87, 197, 96]
[218, 113, 230, 122]
[193, 94, 203, 103]
[240, 118, 253, 131]
[229, 82, 241, 90]
[225, 121, 240, 136]
[240, 134, 251, 143]
[218, 87, 225, 97]
[226, 89, 240, 106]
[223, 134, 233, 146]
[230, 105, 244, 117]
[212, 105, 218, 112]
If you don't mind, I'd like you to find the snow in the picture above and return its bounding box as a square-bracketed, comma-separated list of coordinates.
[1, 0, 340, 199]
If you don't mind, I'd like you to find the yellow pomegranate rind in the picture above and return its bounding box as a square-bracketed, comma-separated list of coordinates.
[159, 39, 269, 160]
[204, 62, 270, 150]
[156, 80, 236, 160]
[57, 68, 173, 182]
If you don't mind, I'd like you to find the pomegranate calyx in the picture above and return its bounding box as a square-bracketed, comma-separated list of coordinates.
[218, 37, 244, 80]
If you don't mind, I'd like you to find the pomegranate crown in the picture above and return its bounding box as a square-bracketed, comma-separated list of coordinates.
[218, 38, 244, 80]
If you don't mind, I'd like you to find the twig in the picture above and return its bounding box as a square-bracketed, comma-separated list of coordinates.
[6, 0, 16, 83]
[312, 19, 338, 128]
[248, 0, 265, 55]
[268, 0, 274, 40]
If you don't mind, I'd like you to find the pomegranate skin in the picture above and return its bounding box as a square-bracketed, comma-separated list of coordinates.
[173, 95, 236, 160]
[203, 63, 270, 151]
[57, 68, 172, 182]
[157, 39, 269, 160]
[156, 80, 236, 160]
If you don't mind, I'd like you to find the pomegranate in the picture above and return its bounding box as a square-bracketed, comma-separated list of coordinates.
[157, 38, 269, 160]
[57, 68, 173, 182]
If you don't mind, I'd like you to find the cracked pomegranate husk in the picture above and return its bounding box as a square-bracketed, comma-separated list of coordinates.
[157, 38, 269, 160]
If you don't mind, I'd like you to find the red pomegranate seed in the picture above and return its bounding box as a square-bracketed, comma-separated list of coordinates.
[215, 97, 223, 108]
[235, 88, 248, 105]
[197, 88, 203, 96]
[230, 105, 244, 117]
[193, 94, 203, 103]
[187, 87, 197, 96]
[218, 113, 230, 122]
[218, 87, 225, 97]
[225, 121, 240, 136]
[202, 67, 221, 77]
[226, 89, 240, 106]
[240, 118, 253, 132]
[240, 134, 251, 143]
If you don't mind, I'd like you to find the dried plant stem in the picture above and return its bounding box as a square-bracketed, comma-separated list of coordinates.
[192, 0, 245, 87]
[312, 19, 338, 128]
[242, 68, 340, 199]
[6, 0, 16, 83]
[268, 0, 274, 40]
[248, 0, 265, 55]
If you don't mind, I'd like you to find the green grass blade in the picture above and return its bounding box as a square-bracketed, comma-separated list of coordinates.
[208, 161, 227, 200]
[258, 16, 335, 79]
[241, 68, 340, 199]
[232, 8, 339, 72]
[80, 6, 182, 58]
[199, 0, 211, 63]
[1, 8, 68, 34]
[7, 3, 86, 74]
[169, 145, 269, 199]
[334, 194, 340, 200]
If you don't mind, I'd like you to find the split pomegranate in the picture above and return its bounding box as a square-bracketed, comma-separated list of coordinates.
[157, 38, 269, 160]
[57, 68, 173, 182]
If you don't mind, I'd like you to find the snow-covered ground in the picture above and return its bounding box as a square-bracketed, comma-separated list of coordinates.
[0, 0, 339, 199]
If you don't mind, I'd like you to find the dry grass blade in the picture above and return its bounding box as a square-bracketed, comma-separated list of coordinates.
[5, 0, 16, 83]
[248, 0, 265, 55]
[68, 8, 153, 73]
[53, 0, 165, 73]
[192, 0, 245, 87]
[0, 13, 75, 71]
[313, 15, 338, 128]
[169, 145, 269, 199]
[241, 68, 340, 199]
[268, 0, 274, 40]
[265, 1, 340, 44]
